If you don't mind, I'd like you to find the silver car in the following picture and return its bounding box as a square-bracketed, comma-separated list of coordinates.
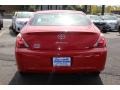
[114, 14, 120, 32]
[101, 15, 119, 31]
[11, 11, 33, 33]
[87, 15, 109, 33]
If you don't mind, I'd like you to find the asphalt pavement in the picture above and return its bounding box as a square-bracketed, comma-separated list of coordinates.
[0, 19, 120, 85]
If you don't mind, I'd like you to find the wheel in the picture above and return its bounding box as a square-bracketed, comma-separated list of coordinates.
[118, 26, 120, 34]
[102, 30, 107, 33]
[1, 24, 3, 28]
[12, 24, 16, 31]
[12, 25, 18, 34]
[14, 31, 18, 35]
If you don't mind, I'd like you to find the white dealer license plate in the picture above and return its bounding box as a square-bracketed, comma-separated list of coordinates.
[53, 57, 71, 67]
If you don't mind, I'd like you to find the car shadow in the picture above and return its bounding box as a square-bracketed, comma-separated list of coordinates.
[9, 72, 103, 85]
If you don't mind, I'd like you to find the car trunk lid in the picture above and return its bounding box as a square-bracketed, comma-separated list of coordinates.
[22, 26, 100, 50]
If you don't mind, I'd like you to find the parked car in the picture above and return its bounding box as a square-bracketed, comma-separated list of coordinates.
[114, 14, 120, 33]
[101, 15, 119, 31]
[0, 14, 3, 30]
[87, 15, 110, 33]
[117, 17, 120, 34]
[11, 11, 33, 33]
[15, 10, 107, 76]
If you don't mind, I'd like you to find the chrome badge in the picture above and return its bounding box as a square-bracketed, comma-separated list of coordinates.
[33, 43, 40, 48]
[57, 34, 65, 40]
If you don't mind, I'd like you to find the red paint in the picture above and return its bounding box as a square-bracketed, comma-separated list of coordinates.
[15, 10, 107, 73]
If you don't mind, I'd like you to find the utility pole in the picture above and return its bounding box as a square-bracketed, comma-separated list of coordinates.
[101, 5, 105, 15]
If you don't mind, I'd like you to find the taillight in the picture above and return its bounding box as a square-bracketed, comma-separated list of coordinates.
[16, 34, 29, 48]
[94, 33, 106, 48]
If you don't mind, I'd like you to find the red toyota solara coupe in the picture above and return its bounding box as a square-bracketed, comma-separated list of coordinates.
[15, 10, 107, 75]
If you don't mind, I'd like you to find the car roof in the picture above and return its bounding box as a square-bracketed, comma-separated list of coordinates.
[35, 10, 85, 15]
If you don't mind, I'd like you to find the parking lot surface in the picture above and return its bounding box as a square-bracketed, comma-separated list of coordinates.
[0, 19, 120, 85]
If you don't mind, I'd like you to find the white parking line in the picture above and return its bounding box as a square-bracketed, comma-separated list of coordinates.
[0, 30, 7, 37]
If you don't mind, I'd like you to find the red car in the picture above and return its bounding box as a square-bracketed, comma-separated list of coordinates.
[15, 10, 107, 75]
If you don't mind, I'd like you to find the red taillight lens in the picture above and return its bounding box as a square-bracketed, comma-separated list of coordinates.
[94, 34, 106, 48]
[16, 34, 29, 48]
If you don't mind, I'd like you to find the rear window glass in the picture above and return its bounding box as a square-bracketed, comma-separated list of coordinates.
[102, 15, 117, 20]
[30, 13, 91, 26]
[88, 15, 102, 20]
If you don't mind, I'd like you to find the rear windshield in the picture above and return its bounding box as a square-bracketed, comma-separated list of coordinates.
[30, 13, 91, 26]
[88, 15, 102, 20]
[102, 15, 117, 20]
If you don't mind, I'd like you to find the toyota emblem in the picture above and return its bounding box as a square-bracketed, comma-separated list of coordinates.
[57, 34, 65, 40]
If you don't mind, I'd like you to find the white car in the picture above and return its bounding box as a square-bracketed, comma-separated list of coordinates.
[12, 11, 33, 33]
[101, 15, 119, 31]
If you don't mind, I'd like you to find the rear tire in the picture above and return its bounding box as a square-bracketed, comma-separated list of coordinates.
[15, 31, 18, 35]
[1, 24, 3, 28]
[13, 25, 18, 35]
[12, 25, 16, 32]
[102, 30, 107, 33]
[118, 26, 120, 34]
[0, 27, 2, 30]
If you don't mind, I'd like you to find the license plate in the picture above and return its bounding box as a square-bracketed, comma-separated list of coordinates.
[53, 57, 71, 67]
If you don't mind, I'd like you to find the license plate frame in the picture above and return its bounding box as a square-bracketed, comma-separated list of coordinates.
[53, 57, 71, 67]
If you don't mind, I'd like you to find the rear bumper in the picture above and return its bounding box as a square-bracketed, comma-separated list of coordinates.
[15, 48, 107, 73]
